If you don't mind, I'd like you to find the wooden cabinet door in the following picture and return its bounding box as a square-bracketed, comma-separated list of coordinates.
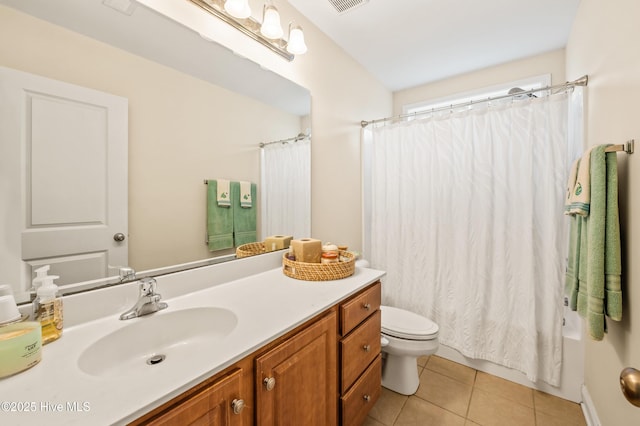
[255, 312, 337, 426]
[147, 369, 245, 426]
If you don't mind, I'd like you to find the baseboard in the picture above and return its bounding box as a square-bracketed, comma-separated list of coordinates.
[581, 384, 601, 426]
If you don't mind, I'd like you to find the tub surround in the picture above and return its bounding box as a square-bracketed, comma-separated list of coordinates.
[1, 251, 385, 425]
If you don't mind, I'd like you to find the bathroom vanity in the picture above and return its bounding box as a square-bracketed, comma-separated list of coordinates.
[0, 252, 385, 425]
[131, 281, 382, 426]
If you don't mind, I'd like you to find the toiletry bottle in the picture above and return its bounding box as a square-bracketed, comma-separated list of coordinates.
[33, 274, 63, 344]
[31, 265, 50, 293]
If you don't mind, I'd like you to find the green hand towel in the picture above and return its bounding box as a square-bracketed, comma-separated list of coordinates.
[231, 181, 257, 246]
[565, 214, 581, 310]
[207, 180, 234, 251]
[604, 152, 622, 320]
[577, 214, 588, 317]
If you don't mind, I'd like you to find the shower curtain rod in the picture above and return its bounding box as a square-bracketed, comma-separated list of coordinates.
[360, 75, 589, 128]
[259, 132, 310, 148]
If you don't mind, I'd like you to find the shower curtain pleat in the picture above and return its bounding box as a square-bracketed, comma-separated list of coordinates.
[364, 92, 580, 386]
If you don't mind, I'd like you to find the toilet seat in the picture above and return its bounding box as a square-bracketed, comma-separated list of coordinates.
[381, 305, 439, 341]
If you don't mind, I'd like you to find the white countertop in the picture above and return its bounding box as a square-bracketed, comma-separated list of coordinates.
[0, 262, 385, 425]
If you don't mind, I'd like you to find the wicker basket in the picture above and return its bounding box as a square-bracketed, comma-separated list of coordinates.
[236, 242, 266, 258]
[282, 251, 356, 281]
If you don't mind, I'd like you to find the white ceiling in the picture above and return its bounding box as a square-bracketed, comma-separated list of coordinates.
[288, 0, 581, 91]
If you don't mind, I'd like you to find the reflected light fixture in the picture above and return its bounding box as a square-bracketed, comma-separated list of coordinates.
[189, 0, 307, 61]
[260, 2, 283, 39]
[224, 0, 251, 19]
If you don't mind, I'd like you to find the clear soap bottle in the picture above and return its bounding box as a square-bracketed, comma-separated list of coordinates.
[33, 274, 63, 345]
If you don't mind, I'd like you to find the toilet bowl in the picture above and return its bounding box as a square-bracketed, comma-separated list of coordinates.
[380, 305, 439, 395]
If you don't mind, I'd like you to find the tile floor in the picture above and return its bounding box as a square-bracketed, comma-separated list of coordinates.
[364, 355, 587, 426]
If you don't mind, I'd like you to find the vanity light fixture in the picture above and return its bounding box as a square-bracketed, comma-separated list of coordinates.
[189, 0, 307, 61]
[286, 22, 307, 55]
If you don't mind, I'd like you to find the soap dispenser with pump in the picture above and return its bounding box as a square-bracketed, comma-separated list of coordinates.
[31, 265, 50, 293]
[32, 269, 63, 345]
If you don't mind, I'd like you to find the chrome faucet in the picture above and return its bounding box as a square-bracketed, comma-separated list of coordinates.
[118, 266, 137, 283]
[119, 277, 168, 320]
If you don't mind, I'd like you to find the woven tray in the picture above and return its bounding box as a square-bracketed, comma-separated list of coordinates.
[236, 242, 266, 258]
[282, 251, 356, 281]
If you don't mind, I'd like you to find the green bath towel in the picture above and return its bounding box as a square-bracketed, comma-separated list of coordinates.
[207, 180, 234, 251]
[604, 151, 622, 320]
[575, 145, 623, 340]
[231, 181, 257, 246]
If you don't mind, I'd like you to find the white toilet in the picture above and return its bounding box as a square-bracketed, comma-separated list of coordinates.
[380, 305, 439, 395]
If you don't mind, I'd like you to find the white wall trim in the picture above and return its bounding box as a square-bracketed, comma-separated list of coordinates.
[581, 384, 601, 426]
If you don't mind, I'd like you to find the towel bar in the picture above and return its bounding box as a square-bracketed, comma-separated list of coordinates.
[605, 139, 634, 154]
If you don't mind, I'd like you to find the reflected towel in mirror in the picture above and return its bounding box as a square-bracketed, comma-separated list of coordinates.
[240, 181, 252, 208]
[207, 180, 234, 251]
[216, 179, 231, 207]
[232, 181, 257, 246]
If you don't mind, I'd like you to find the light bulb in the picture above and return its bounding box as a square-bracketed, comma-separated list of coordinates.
[224, 0, 251, 19]
[260, 4, 283, 39]
[287, 24, 307, 55]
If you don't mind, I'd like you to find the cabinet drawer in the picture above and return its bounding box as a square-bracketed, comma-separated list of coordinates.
[341, 354, 382, 426]
[340, 282, 381, 335]
[340, 310, 381, 393]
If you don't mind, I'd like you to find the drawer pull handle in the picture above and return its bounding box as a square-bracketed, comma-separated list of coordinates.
[263, 377, 276, 391]
[363, 344, 371, 352]
[231, 399, 245, 414]
[363, 394, 371, 402]
[362, 303, 371, 311]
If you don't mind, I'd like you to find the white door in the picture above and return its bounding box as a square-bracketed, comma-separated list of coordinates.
[0, 66, 128, 297]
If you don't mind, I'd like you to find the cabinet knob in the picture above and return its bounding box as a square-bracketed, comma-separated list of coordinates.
[363, 344, 371, 352]
[263, 377, 276, 391]
[363, 394, 371, 402]
[362, 303, 371, 311]
[231, 398, 245, 414]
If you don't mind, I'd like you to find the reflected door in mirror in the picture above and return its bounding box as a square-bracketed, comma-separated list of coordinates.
[0, 67, 128, 296]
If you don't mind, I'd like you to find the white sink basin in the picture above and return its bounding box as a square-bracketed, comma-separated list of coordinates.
[78, 307, 237, 378]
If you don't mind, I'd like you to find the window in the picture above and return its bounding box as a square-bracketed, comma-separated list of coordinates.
[402, 74, 551, 119]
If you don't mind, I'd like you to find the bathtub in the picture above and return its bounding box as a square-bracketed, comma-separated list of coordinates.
[435, 306, 585, 403]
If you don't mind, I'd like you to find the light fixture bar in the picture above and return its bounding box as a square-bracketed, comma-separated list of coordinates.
[189, 0, 294, 61]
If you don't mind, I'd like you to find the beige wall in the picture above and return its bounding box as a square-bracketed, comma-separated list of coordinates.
[0, 1, 392, 269]
[393, 49, 566, 116]
[272, 2, 393, 250]
[566, 0, 640, 423]
[137, 0, 393, 253]
[0, 6, 302, 270]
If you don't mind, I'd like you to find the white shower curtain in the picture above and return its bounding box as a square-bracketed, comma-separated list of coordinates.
[363, 91, 582, 385]
[260, 138, 311, 240]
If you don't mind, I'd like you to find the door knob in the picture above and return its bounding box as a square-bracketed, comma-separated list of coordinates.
[113, 233, 126, 242]
[620, 367, 640, 407]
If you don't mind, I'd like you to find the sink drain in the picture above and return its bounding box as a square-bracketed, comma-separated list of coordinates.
[146, 354, 166, 365]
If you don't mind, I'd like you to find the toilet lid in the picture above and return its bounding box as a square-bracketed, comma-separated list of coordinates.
[381, 305, 439, 340]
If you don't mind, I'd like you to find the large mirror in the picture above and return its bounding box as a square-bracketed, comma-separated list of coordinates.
[0, 0, 311, 303]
